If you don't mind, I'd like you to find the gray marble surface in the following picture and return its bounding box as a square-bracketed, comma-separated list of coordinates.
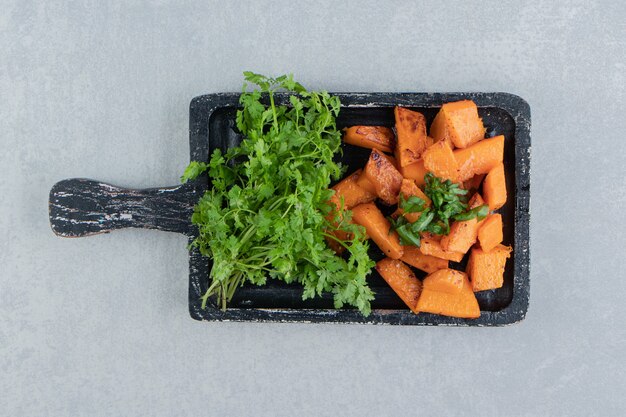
[1, 1, 625, 416]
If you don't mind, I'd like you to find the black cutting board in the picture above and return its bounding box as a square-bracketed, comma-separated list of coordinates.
[49, 92, 530, 325]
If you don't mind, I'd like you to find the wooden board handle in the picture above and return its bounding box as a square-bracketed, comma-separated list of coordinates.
[49, 178, 197, 237]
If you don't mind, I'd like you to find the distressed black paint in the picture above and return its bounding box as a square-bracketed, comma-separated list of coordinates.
[49, 92, 531, 326]
[49, 179, 197, 237]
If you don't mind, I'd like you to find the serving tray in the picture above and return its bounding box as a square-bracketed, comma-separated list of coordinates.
[49, 92, 530, 325]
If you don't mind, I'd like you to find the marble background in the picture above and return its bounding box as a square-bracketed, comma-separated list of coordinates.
[1, 1, 624, 416]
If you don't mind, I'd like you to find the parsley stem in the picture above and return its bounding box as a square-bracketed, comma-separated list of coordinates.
[269, 91, 279, 129]
[234, 262, 275, 272]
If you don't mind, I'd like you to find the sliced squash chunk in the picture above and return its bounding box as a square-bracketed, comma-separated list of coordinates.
[394, 107, 433, 167]
[467, 244, 512, 292]
[399, 159, 428, 187]
[477, 214, 503, 252]
[330, 169, 376, 210]
[454, 135, 504, 182]
[430, 100, 485, 149]
[440, 193, 485, 254]
[400, 246, 448, 274]
[422, 140, 459, 182]
[363, 149, 403, 205]
[483, 163, 507, 210]
[352, 202, 403, 259]
[343, 126, 395, 153]
[416, 269, 480, 318]
[376, 258, 422, 313]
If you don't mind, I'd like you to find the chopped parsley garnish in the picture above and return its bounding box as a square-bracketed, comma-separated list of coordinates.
[390, 173, 489, 246]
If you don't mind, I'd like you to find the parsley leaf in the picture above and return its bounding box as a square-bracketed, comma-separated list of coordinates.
[181, 161, 208, 183]
[453, 204, 489, 221]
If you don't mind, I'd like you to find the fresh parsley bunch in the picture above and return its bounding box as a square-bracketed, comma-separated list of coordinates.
[182, 72, 375, 315]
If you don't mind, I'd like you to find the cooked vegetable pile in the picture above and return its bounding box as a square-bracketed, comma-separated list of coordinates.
[182, 73, 375, 315]
[340, 100, 511, 318]
[183, 73, 512, 319]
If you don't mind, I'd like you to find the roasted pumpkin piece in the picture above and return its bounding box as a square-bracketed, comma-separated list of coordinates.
[329, 169, 376, 210]
[419, 235, 464, 263]
[483, 163, 507, 210]
[399, 159, 428, 187]
[355, 171, 377, 195]
[440, 193, 485, 254]
[394, 107, 433, 167]
[463, 174, 486, 194]
[429, 113, 453, 148]
[375, 258, 422, 313]
[324, 170, 375, 254]
[363, 149, 404, 205]
[420, 268, 467, 293]
[430, 100, 485, 149]
[422, 140, 459, 182]
[454, 135, 504, 182]
[477, 213, 503, 252]
[400, 245, 448, 274]
[467, 244, 512, 292]
[401, 178, 431, 205]
[416, 269, 480, 318]
[393, 179, 431, 223]
[351, 202, 403, 259]
[343, 126, 395, 153]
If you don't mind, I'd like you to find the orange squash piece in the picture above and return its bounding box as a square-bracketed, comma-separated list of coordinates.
[394, 107, 433, 167]
[393, 179, 431, 223]
[351, 202, 403, 259]
[483, 163, 507, 210]
[419, 235, 464, 263]
[416, 269, 480, 318]
[363, 149, 404, 205]
[454, 135, 504, 182]
[400, 178, 431, 206]
[330, 169, 376, 210]
[325, 170, 375, 254]
[477, 214, 503, 252]
[430, 100, 485, 149]
[401, 246, 448, 274]
[467, 244, 512, 292]
[399, 159, 428, 187]
[355, 172, 377, 195]
[463, 174, 485, 194]
[422, 140, 459, 182]
[343, 126, 395, 153]
[375, 258, 422, 313]
[440, 193, 485, 254]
